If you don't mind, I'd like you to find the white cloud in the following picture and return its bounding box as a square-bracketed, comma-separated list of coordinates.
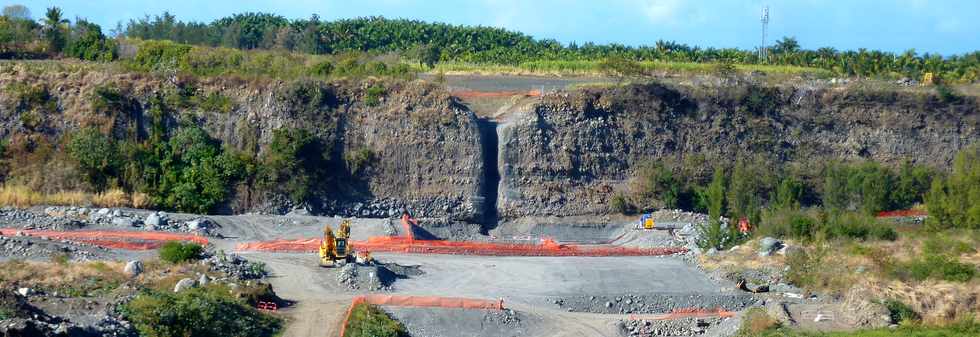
[641, 0, 683, 23]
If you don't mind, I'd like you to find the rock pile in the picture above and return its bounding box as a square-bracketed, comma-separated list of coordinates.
[0, 207, 85, 231]
[204, 251, 267, 280]
[0, 235, 107, 260]
[550, 293, 757, 314]
[621, 317, 723, 336]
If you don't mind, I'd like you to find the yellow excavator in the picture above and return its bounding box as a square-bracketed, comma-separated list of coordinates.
[319, 219, 353, 267]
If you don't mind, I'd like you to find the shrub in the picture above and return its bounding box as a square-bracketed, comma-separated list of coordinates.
[882, 299, 920, 324]
[904, 254, 976, 282]
[122, 285, 281, 337]
[158, 241, 203, 263]
[633, 163, 681, 210]
[785, 244, 829, 289]
[344, 302, 407, 337]
[736, 307, 780, 336]
[262, 128, 330, 204]
[365, 85, 385, 107]
[609, 194, 633, 214]
[926, 145, 980, 230]
[67, 128, 119, 190]
[310, 61, 334, 76]
[197, 92, 234, 113]
[345, 148, 375, 175]
[697, 168, 741, 249]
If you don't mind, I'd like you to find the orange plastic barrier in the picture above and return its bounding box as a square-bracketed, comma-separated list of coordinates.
[340, 295, 503, 337]
[876, 209, 927, 218]
[0, 229, 208, 250]
[236, 236, 687, 257]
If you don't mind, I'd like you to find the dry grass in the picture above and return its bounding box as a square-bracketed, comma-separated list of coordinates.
[706, 233, 980, 323]
[0, 185, 148, 208]
[0, 259, 128, 296]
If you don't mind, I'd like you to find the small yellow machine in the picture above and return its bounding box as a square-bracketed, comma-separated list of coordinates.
[319, 220, 353, 267]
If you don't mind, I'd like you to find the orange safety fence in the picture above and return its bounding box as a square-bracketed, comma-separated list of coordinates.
[340, 295, 503, 337]
[876, 209, 928, 218]
[236, 236, 687, 257]
[0, 228, 209, 250]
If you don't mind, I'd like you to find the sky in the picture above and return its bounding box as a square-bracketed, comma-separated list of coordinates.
[13, 0, 979, 55]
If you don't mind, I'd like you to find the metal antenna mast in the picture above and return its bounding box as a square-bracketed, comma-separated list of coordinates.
[760, 5, 770, 63]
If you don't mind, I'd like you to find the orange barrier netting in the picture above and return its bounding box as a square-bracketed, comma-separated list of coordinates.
[0, 229, 209, 250]
[876, 209, 928, 218]
[236, 236, 687, 257]
[627, 307, 736, 321]
[340, 295, 503, 337]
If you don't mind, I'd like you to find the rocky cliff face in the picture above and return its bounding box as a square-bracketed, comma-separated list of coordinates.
[0, 63, 485, 220]
[497, 83, 979, 218]
[1, 62, 977, 221]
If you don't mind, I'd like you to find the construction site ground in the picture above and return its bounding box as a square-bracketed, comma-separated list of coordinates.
[0, 207, 755, 337]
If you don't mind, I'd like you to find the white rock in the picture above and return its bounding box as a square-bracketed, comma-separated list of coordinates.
[174, 278, 196, 292]
[198, 274, 210, 285]
[17, 287, 32, 296]
[124, 260, 143, 277]
[145, 213, 163, 227]
[97, 208, 110, 215]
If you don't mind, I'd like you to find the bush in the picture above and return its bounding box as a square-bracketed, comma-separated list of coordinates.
[122, 285, 281, 337]
[904, 254, 976, 282]
[926, 145, 980, 230]
[785, 245, 829, 289]
[736, 307, 780, 336]
[609, 194, 633, 214]
[158, 241, 203, 263]
[365, 85, 385, 107]
[344, 148, 375, 175]
[262, 128, 330, 204]
[344, 302, 407, 337]
[882, 299, 920, 324]
[67, 128, 119, 190]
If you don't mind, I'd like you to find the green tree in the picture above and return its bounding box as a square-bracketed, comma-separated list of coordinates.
[772, 36, 800, 54]
[772, 176, 805, 210]
[66, 128, 119, 190]
[417, 43, 441, 69]
[42, 7, 67, 53]
[2, 5, 30, 20]
[262, 128, 328, 204]
[698, 168, 739, 250]
[926, 145, 980, 229]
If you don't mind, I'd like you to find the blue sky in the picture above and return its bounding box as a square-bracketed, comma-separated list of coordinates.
[14, 0, 978, 55]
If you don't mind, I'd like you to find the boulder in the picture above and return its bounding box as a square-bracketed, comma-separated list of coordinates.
[124, 260, 143, 277]
[111, 217, 136, 227]
[145, 213, 164, 227]
[16, 287, 32, 296]
[174, 278, 196, 292]
[758, 237, 783, 256]
[198, 274, 210, 286]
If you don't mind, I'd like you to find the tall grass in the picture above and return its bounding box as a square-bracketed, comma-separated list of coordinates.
[431, 60, 833, 78]
[0, 185, 145, 208]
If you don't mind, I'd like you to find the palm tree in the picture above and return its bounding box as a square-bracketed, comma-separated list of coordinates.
[42, 6, 67, 53]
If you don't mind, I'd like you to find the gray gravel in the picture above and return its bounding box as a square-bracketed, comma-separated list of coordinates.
[547, 293, 758, 314]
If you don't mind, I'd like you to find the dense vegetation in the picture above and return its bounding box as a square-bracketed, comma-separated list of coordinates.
[621, 155, 947, 250]
[119, 12, 980, 81]
[122, 285, 281, 337]
[344, 302, 408, 337]
[158, 241, 204, 263]
[0, 6, 116, 60]
[3, 6, 977, 82]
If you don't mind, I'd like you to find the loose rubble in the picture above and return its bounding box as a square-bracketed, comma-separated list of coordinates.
[621, 317, 724, 336]
[204, 250, 268, 280]
[549, 293, 758, 314]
